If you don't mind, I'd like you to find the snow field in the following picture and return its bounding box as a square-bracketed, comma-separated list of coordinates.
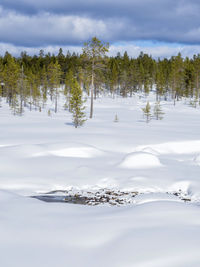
[1, 93, 200, 266]
[1, 189, 200, 267]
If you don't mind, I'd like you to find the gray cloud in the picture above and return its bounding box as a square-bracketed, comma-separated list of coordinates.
[0, 0, 200, 48]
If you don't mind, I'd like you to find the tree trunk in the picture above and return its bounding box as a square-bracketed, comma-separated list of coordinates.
[156, 91, 158, 102]
[196, 75, 199, 104]
[94, 85, 97, 100]
[55, 88, 58, 113]
[90, 74, 94, 118]
[90, 61, 94, 119]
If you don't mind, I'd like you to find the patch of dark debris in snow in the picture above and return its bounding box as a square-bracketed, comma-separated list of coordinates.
[32, 189, 139, 206]
[169, 190, 192, 202]
[31, 188, 195, 206]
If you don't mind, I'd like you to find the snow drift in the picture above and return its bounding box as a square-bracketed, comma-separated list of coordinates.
[120, 152, 162, 169]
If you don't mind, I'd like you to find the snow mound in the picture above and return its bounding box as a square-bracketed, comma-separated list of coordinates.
[47, 147, 103, 158]
[134, 140, 200, 155]
[120, 152, 162, 169]
[32, 142, 104, 158]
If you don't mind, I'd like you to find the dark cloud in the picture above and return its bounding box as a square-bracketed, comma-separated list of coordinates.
[0, 0, 200, 47]
[0, 0, 181, 18]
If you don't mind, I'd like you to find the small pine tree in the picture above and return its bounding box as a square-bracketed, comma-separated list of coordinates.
[114, 114, 119, 122]
[142, 102, 151, 123]
[154, 102, 164, 120]
[70, 78, 86, 128]
[48, 109, 51, 117]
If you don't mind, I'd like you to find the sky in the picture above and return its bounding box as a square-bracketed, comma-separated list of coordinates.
[0, 0, 200, 58]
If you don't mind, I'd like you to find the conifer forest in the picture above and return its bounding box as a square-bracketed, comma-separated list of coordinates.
[1, 37, 200, 121]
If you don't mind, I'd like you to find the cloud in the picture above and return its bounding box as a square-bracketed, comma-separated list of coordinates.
[0, 8, 112, 46]
[0, 0, 200, 52]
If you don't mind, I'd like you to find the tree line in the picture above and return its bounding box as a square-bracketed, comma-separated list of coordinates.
[0, 37, 200, 125]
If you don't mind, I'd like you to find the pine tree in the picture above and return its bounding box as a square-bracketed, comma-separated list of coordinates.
[154, 102, 164, 120]
[142, 102, 151, 123]
[109, 59, 118, 98]
[3, 55, 20, 113]
[120, 69, 129, 97]
[40, 66, 48, 108]
[27, 70, 40, 111]
[144, 78, 150, 96]
[119, 52, 131, 97]
[169, 53, 184, 105]
[57, 48, 65, 73]
[47, 61, 62, 113]
[70, 78, 86, 128]
[184, 57, 194, 99]
[17, 65, 27, 115]
[82, 37, 109, 118]
[193, 54, 200, 103]
[0, 62, 3, 107]
[64, 69, 74, 110]
[156, 64, 165, 101]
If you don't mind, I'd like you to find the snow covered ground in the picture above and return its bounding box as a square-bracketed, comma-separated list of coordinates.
[1, 93, 200, 266]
